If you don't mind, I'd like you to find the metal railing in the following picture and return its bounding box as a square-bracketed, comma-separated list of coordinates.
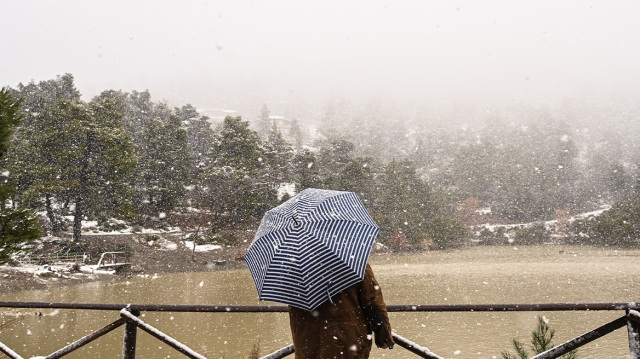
[96, 251, 130, 270]
[19, 253, 88, 265]
[0, 302, 638, 359]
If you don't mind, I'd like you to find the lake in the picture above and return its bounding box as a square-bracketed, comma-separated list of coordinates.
[1, 245, 638, 358]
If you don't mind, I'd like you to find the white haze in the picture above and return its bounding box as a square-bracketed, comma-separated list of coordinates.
[2, 0, 640, 120]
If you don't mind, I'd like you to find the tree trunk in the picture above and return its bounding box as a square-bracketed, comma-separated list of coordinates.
[45, 194, 56, 226]
[73, 197, 83, 242]
[192, 223, 201, 262]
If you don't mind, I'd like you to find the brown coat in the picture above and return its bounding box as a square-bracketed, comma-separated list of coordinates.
[288, 264, 393, 359]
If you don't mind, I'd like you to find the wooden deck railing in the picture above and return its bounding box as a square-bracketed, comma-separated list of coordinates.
[0, 302, 638, 359]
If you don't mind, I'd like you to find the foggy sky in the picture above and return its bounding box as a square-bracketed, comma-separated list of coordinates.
[3, 1, 640, 118]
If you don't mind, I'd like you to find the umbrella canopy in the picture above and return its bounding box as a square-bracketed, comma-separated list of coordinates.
[245, 188, 380, 311]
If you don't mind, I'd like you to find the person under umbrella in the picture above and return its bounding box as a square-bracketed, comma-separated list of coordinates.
[288, 262, 393, 358]
[245, 188, 394, 358]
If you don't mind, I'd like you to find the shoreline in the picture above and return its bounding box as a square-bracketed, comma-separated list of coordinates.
[0, 232, 251, 295]
[3, 233, 638, 296]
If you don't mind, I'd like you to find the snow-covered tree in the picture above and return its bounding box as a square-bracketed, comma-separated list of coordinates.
[134, 111, 191, 216]
[205, 116, 275, 228]
[373, 159, 462, 247]
[178, 105, 215, 185]
[291, 149, 321, 192]
[0, 88, 42, 262]
[263, 121, 294, 188]
[21, 96, 136, 241]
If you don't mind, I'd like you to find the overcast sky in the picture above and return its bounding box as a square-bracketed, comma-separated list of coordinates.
[3, 1, 640, 117]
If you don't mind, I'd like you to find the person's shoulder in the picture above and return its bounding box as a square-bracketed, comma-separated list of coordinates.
[364, 263, 376, 280]
[365, 263, 374, 273]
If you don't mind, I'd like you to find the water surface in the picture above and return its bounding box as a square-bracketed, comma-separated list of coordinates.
[1, 245, 638, 358]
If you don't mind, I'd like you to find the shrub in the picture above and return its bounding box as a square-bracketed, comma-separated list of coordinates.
[210, 232, 238, 246]
[390, 233, 409, 251]
[478, 226, 509, 246]
[501, 315, 577, 359]
[426, 216, 467, 249]
[115, 243, 132, 258]
[586, 200, 640, 247]
[513, 223, 550, 245]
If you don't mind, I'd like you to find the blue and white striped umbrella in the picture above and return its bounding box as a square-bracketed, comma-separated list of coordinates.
[245, 188, 380, 311]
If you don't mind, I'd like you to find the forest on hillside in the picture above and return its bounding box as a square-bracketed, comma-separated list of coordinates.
[1, 74, 639, 262]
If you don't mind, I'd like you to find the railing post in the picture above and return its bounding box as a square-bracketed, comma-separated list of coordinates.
[391, 333, 444, 359]
[260, 344, 294, 359]
[629, 309, 640, 359]
[0, 341, 24, 359]
[123, 308, 139, 359]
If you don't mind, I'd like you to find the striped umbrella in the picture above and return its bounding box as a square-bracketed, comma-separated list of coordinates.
[245, 188, 380, 311]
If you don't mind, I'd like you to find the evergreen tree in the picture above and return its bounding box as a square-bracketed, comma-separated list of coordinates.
[13, 73, 81, 125]
[584, 199, 640, 247]
[605, 161, 633, 202]
[134, 113, 191, 216]
[292, 149, 321, 192]
[335, 157, 376, 202]
[263, 121, 294, 187]
[8, 75, 84, 230]
[122, 90, 155, 146]
[373, 159, 461, 247]
[316, 137, 356, 189]
[22, 96, 136, 241]
[85, 93, 138, 220]
[205, 116, 274, 228]
[211, 116, 264, 173]
[179, 106, 215, 185]
[501, 316, 577, 359]
[0, 88, 42, 263]
[449, 139, 502, 204]
[256, 103, 271, 139]
[288, 118, 303, 149]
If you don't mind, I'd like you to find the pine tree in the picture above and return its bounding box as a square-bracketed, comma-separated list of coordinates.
[256, 103, 271, 139]
[335, 157, 375, 200]
[373, 159, 434, 245]
[8, 75, 84, 230]
[22, 95, 136, 242]
[0, 88, 41, 263]
[122, 90, 155, 147]
[501, 316, 577, 359]
[180, 106, 215, 185]
[134, 112, 191, 216]
[205, 116, 273, 228]
[316, 137, 356, 189]
[373, 159, 462, 248]
[14, 73, 81, 124]
[586, 199, 640, 246]
[263, 121, 294, 187]
[211, 116, 264, 173]
[288, 118, 303, 149]
[85, 93, 138, 220]
[292, 149, 321, 192]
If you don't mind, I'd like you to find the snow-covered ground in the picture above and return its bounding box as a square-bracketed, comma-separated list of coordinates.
[6, 206, 612, 281]
[476, 205, 611, 238]
[3, 216, 228, 280]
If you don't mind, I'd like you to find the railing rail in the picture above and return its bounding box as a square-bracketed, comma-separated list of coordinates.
[1, 301, 637, 312]
[0, 302, 638, 359]
[391, 332, 444, 359]
[19, 253, 88, 265]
